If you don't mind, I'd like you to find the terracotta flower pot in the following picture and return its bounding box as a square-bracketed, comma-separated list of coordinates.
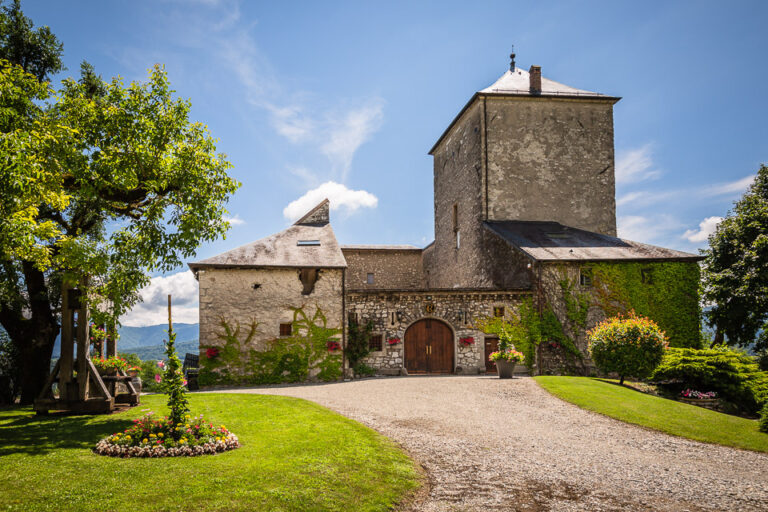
[495, 360, 515, 379]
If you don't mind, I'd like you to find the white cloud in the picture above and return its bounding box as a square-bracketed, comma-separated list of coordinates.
[266, 104, 315, 143]
[615, 144, 662, 184]
[120, 271, 199, 327]
[321, 101, 384, 181]
[700, 174, 755, 198]
[223, 214, 245, 226]
[283, 181, 378, 221]
[683, 216, 723, 243]
[617, 214, 682, 244]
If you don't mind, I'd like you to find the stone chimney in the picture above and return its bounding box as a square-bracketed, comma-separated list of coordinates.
[529, 65, 541, 94]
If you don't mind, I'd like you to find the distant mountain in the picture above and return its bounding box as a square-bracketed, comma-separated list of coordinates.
[123, 340, 199, 361]
[52, 323, 199, 357]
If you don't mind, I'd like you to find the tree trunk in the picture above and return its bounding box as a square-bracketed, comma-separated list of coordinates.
[0, 262, 61, 404]
[619, 375, 625, 385]
[712, 328, 724, 348]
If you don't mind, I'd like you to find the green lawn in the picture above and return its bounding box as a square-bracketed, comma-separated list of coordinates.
[0, 394, 420, 512]
[534, 376, 768, 453]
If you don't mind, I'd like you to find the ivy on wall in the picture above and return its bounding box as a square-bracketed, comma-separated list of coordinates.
[590, 261, 701, 348]
[199, 305, 342, 386]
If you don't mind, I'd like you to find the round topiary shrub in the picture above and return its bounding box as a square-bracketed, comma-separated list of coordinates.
[588, 311, 668, 385]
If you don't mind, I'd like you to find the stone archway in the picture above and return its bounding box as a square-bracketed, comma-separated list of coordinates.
[404, 318, 454, 374]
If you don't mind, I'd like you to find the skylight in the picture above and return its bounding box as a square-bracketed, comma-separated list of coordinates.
[297, 240, 321, 246]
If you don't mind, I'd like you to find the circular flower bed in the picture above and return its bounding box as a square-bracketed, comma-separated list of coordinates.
[94, 412, 240, 458]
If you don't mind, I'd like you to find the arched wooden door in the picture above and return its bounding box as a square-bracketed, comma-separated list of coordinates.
[404, 319, 454, 374]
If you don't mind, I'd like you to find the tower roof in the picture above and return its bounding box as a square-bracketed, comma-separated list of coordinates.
[429, 58, 620, 155]
[480, 67, 606, 98]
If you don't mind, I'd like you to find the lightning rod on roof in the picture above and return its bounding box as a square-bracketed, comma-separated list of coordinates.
[510, 45, 516, 71]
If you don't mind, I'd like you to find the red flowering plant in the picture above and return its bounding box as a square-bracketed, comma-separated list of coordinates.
[94, 411, 239, 458]
[205, 347, 220, 359]
[327, 341, 341, 352]
[681, 389, 717, 400]
[92, 356, 129, 373]
[459, 337, 475, 346]
[387, 338, 401, 346]
[587, 311, 668, 385]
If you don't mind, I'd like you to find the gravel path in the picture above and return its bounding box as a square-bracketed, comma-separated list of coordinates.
[222, 376, 768, 511]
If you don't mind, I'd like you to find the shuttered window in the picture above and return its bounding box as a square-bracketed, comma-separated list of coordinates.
[369, 334, 383, 351]
[279, 323, 292, 336]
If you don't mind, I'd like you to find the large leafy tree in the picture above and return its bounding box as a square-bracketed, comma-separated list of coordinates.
[0, 2, 240, 403]
[702, 164, 768, 350]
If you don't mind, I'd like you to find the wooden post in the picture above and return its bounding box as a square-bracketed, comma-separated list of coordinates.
[76, 277, 90, 401]
[106, 318, 117, 358]
[59, 281, 74, 396]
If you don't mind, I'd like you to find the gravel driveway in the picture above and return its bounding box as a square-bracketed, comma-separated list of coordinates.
[223, 376, 768, 511]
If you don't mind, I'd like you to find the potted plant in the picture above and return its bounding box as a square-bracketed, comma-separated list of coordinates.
[488, 348, 525, 379]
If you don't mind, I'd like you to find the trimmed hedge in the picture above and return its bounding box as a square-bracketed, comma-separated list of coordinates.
[588, 312, 667, 385]
[652, 346, 768, 415]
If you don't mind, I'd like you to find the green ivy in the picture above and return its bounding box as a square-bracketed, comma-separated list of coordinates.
[590, 262, 701, 348]
[199, 306, 342, 386]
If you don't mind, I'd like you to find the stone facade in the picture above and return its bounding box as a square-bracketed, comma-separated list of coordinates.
[342, 248, 425, 290]
[348, 290, 531, 374]
[485, 97, 617, 236]
[197, 267, 344, 353]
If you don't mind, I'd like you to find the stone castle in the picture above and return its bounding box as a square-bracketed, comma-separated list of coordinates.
[190, 53, 701, 381]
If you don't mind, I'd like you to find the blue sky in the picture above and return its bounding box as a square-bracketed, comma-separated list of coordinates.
[26, 0, 767, 325]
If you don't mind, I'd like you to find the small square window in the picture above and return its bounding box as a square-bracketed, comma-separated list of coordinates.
[641, 268, 653, 284]
[580, 268, 593, 287]
[369, 334, 383, 351]
[493, 306, 505, 318]
[366, 273, 374, 285]
[279, 323, 292, 336]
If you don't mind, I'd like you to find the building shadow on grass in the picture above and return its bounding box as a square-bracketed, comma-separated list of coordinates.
[0, 407, 134, 457]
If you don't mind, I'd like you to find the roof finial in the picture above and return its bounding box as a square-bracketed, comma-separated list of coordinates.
[509, 45, 516, 71]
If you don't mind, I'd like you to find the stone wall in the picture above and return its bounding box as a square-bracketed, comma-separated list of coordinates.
[346, 289, 531, 374]
[427, 101, 490, 289]
[197, 267, 344, 355]
[342, 248, 425, 290]
[485, 96, 617, 236]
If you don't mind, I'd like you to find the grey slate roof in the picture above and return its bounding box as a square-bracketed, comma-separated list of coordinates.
[484, 221, 702, 262]
[188, 200, 346, 270]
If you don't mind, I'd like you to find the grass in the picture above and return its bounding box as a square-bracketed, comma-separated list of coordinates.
[534, 376, 768, 453]
[0, 393, 421, 511]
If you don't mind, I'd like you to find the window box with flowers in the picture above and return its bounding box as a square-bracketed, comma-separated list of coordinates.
[92, 356, 129, 376]
[387, 338, 401, 346]
[327, 341, 341, 352]
[459, 337, 475, 347]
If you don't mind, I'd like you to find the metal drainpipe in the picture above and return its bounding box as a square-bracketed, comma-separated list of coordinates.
[341, 268, 347, 379]
[536, 261, 543, 375]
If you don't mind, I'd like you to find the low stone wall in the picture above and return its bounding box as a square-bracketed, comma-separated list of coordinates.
[346, 289, 531, 374]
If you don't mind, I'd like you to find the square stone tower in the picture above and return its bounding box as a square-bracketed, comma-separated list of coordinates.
[424, 53, 621, 289]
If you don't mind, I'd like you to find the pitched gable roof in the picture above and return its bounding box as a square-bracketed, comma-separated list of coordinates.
[484, 221, 702, 262]
[188, 199, 346, 271]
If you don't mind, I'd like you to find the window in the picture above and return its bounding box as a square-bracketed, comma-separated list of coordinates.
[580, 268, 593, 287]
[493, 306, 505, 317]
[641, 268, 653, 284]
[297, 240, 320, 246]
[279, 323, 292, 336]
[452, 203, 458, 232]
[366, 273, 374, 285]
[369, 334, 383, 351]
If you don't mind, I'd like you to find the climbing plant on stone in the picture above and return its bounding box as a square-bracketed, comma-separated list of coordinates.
[199, 305, 342, 386]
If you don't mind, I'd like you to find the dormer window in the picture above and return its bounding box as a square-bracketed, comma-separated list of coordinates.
[297, 240, 320, 246]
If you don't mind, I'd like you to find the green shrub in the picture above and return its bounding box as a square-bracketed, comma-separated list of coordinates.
[588, 312, 667, 385]
[652, 346, 768, 414]
[760, 403, 768, 433]
[353, 363, 376, 377]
